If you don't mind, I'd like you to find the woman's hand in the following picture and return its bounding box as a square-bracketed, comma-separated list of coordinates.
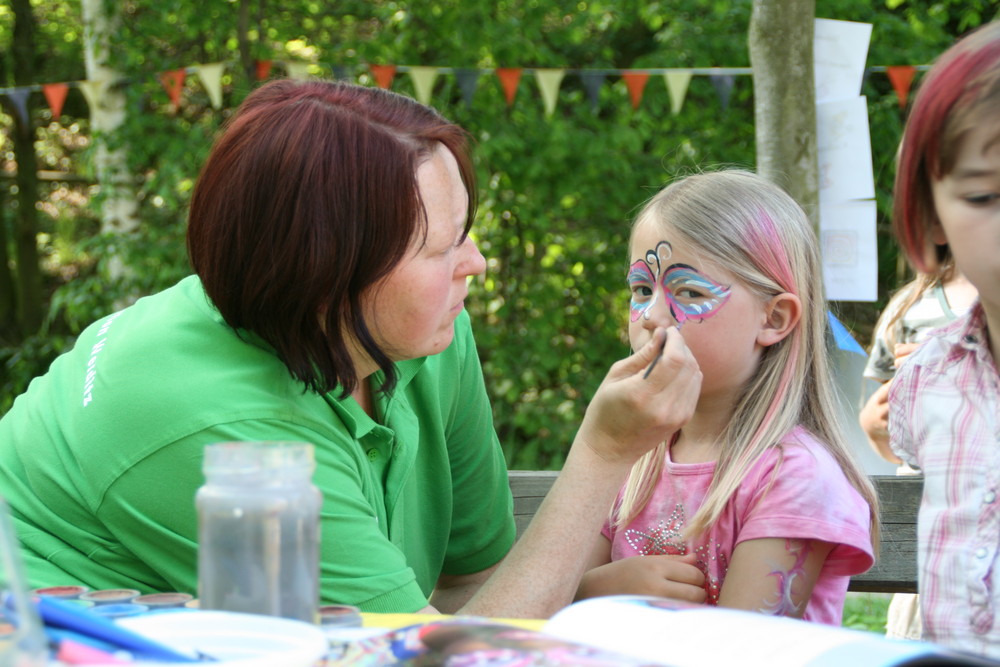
[577, 327, 702, 467]
[577, 554, 707, 604]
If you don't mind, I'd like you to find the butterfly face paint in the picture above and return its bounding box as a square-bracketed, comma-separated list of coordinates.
[628, 240, 732, 326]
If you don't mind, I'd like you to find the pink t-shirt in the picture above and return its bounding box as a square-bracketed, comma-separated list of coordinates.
[603, 427, 874, 625]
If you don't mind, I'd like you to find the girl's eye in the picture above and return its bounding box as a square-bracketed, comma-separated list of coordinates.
[631, 285, 653, 298]
[964, 193, 1000, 206]
[674, 288, 706, 300]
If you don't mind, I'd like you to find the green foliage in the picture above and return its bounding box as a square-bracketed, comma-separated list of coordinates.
[841, 592, 891, 633]
[1, 0, 996, 464]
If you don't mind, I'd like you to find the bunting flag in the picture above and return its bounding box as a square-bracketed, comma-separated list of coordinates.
[534, 69, 565, 118]
[255, 60, 273, 81]
[194, 62, 225, 109]
[78, 80, 103, 112]
[663, 71, 692, 115]
[42, 83, 70, 121]
[370, 64, 397, 89]
[711, 74, 735, 110]
[621, 71, 650, 110]
[454, 68, 480, 108]
[886, 65, 917, 109]
[578, 71, 606, 113]
[159, 69, 186, 112]
[5, 87, 30, 126]
[496, 68, 522, 107]
[408, 66, 439, 105]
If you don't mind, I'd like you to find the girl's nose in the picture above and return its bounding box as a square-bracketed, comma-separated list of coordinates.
[641, 291, 676, 329]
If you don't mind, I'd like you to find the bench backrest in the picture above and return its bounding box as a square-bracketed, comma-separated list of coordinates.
[508, 471, 919, 594]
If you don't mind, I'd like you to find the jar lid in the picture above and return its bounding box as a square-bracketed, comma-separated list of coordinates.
[202, 442, 315, 478]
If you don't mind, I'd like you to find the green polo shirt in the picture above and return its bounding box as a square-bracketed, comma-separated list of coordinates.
[0, 276, 514, 612]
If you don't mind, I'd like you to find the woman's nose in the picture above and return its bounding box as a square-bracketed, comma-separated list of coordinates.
[459, 236, 487, 278]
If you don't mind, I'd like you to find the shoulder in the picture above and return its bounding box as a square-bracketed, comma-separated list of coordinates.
[740, 429, 868, 519]
[894, 307, 980, 382]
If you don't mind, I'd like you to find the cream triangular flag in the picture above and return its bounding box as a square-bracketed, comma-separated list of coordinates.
[534, 69, 566, 118]
[663, 70, 692, 115]
[285, 61, 312, 81]
[79, 80, 104, 112]
[195, 62, 226, 109]
[408, 66, 439, 105]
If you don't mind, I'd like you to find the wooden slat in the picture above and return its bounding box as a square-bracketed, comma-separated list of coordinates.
[507, 470, 920, 595]
[849, 475, 920, 593]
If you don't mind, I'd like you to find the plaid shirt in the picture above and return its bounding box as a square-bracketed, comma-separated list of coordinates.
[889, 302, 1000, 659]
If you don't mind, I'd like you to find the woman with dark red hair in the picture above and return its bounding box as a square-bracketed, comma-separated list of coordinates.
[0, 79, 700, 619]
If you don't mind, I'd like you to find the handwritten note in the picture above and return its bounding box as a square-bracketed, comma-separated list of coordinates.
[820, 199, 878, 302]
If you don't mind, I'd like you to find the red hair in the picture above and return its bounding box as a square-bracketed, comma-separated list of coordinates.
[187, 79, 477, 396]
[893, 21, 1000, 273]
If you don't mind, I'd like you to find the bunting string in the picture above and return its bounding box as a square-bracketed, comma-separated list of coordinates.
[0, 60, 933, 125]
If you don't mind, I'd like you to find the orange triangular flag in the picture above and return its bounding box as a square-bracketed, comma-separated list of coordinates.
[496, 68, 522, 107]
[42, 83, 70, 121]
[255, 60, 273, 81]
[370, 65, 397, 89]
[887, 66, 917, 110]
[621, 71, 650, 110]
[159, 69, 186, 111]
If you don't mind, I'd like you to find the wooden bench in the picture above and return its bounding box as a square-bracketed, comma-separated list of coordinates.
[508, 471, 920, 594]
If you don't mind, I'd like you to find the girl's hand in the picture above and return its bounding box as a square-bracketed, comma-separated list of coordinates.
[577, 327, 702, 466]
[717, 538, 834, 618]
[576, 553, 707, 604]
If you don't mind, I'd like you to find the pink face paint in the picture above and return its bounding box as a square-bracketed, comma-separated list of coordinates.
[628, 240, 732, 326]
[760, 539, 812, 616]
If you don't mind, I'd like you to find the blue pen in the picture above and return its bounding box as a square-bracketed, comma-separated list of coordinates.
[34, 595, 205, 663]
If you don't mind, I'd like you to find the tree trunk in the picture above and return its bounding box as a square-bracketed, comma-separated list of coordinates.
[749, 0, 819, 231]
[82, 0, 139, 282]
[0, 174, 16, 342]
[4, 0, 43, 335]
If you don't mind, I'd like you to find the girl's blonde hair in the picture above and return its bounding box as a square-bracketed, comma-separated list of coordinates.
[614, 170, 879, 546]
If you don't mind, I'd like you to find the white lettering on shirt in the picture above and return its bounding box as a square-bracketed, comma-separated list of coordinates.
[82, 312, 124, 407]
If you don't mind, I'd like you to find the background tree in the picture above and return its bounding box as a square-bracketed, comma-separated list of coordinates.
[0, 0, 42, 337]
[750, 0, 819, 227]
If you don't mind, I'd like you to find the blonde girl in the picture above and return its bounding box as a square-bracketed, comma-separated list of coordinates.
[577, 170, 878, 625]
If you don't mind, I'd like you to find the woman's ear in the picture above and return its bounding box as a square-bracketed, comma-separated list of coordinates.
[757, 293, 802, 347]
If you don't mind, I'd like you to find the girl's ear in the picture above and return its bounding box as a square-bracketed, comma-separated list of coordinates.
[757, 293, 802, 347]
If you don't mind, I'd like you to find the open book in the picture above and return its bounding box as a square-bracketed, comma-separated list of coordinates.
[340, 595, 1000, 666]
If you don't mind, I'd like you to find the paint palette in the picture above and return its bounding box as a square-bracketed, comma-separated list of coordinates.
[115, 610, 329, 666]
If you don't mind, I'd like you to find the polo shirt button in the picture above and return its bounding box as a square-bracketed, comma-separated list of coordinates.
[963, 334, 977, 344]
[985, 491, 997, 504]
[367, 448, 380, 462]
[975, 547, 988, 559]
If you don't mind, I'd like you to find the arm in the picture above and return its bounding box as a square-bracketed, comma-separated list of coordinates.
[430, 562, 502, 614]
[858, 381, 901, 464]
[717, 538, 834, 618]
[576, 551, 707, 604]
[457, 327, 702, 618]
